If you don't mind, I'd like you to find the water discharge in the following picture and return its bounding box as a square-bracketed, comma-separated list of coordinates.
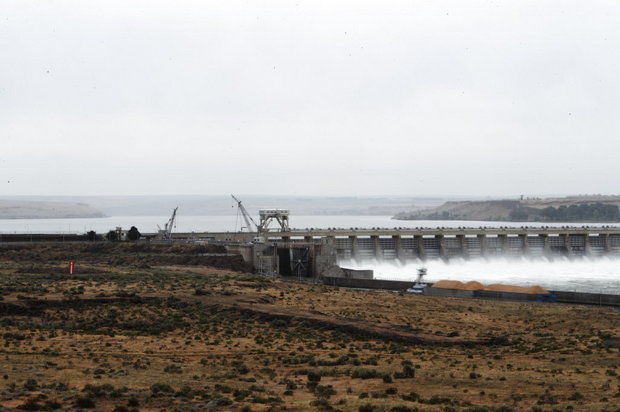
[338, 256, 620, 294]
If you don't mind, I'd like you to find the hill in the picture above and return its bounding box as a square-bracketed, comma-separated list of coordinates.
[0, 200, 105, 219]
[394, 195, 620, 222]
[1, 195, 446, 216]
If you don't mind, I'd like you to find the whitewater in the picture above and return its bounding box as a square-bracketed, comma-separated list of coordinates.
[338, 255, 620, 294]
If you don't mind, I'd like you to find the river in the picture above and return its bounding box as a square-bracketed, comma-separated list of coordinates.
[0, 215, 612, 234]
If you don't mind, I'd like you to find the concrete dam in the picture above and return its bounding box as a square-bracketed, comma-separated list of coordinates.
[173, 226, 620, 277]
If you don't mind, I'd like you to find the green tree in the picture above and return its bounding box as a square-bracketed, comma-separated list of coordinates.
[509, 208, 529, 221]
[127, 226, 141, 241]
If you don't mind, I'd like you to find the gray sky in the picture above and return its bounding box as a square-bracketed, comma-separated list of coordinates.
[2, 0, 619, 197]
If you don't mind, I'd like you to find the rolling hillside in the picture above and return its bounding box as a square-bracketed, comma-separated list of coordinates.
[0, 200, 105, 219]
[394, 195, 620, 222]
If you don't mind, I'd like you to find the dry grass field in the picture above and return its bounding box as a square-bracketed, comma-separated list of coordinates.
[0, 244, 618, 411]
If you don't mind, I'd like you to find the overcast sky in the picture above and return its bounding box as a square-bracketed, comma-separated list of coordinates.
[1, 0, 619, 197]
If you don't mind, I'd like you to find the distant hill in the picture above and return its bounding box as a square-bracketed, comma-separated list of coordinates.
[393, 195, 620, 222]
[0, 200, 106, 219]
[0, 195, 448, 217]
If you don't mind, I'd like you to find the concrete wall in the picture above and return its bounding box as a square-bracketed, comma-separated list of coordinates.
[322, 276, 414, 291]
[551, 290, 620, 306]
[424, 287, 475, 299]
[224, 244, 254, 266]
[473, 290, 544, 302]
[341, 268, 374, 279]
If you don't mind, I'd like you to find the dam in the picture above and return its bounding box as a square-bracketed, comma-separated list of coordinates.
[169, 226, 620, 277]
[2, 222, 619, 280]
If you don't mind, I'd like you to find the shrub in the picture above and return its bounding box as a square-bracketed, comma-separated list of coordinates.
[83, 384, 115, 397]
[44, 400, 62, 410]
[210, 396, 232, 406]
[307, 371, 321, 382]
[395, 364, 415, 378]
[390, 407, 418, 412]
[569, 392, 584, 401]
[163, 364, 182, 374]
[150, 383, 174, 395]
[18, 398, 41, 411]
[359, 404, 380, 412]
[24, 378, 38, 391]
[306, 381, 319, 392]
[232, 361, 249, 374]
[315, 384, 336, 399]
[310, 399, 332, 410]
[401, 392, 420, 402]
[74, 397, 96, 409]
[425, 395, 452, 405]
[351, 368, 382, 379]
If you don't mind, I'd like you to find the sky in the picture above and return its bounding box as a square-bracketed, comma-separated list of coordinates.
[1, 0, 619, 197]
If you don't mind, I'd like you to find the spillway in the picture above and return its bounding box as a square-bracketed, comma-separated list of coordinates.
[338, 256, 620, 294]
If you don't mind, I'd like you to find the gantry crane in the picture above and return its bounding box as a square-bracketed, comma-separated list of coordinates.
[232, 195, 291, 235]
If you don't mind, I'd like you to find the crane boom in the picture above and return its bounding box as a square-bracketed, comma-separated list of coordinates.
[231, 195, 259, 232]
[163, 207, 178, 240]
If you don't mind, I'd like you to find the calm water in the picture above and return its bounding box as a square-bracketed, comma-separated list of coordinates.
[0, 215, 613, 234]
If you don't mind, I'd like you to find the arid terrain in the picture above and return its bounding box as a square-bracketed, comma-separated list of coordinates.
[0, 244, 618, 411]
[394, 195, 620, 222]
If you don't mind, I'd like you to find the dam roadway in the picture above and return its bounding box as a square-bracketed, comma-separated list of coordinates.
[173, 226, 620, 260]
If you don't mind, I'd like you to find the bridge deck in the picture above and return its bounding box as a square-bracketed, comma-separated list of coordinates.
[172, 226, 620, 240]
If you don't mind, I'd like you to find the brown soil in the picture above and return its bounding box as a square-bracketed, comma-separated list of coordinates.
[0, 243, 251, 272]
[0, 244, 618, 411]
